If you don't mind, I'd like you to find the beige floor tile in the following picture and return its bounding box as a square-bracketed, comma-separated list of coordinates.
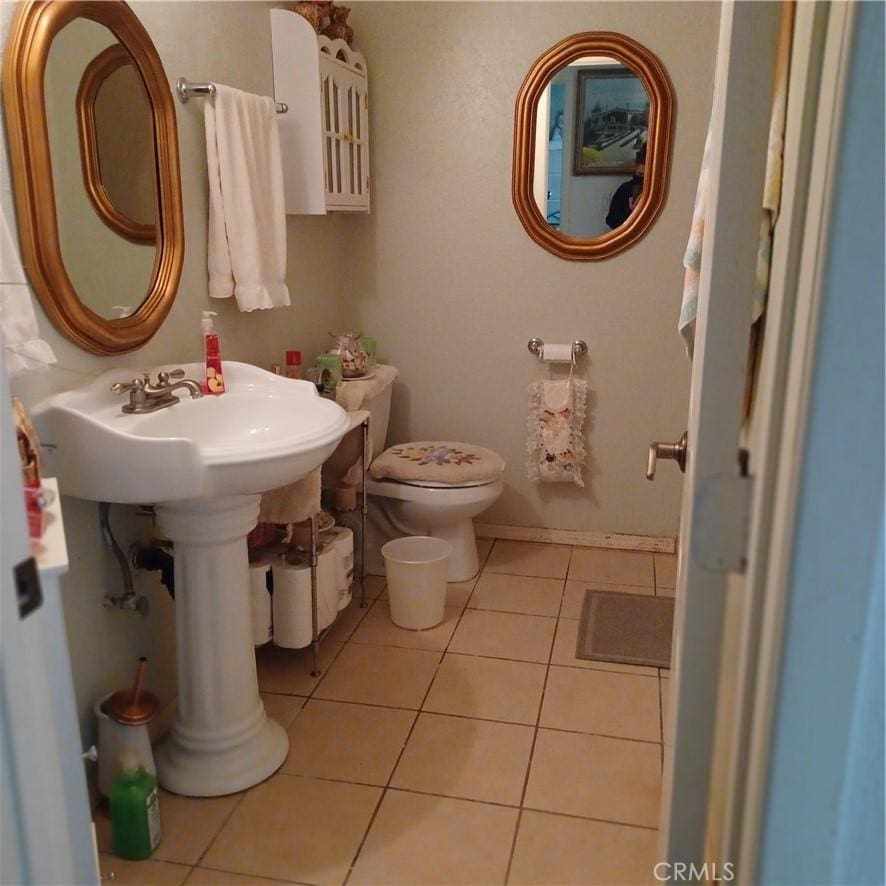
[255, 642, 343, 695]
[484, 541, 572, 579]
[260, 692, 304, 729]
[349, 790, 518, 885]
[98, 853, 190, 885]
[540, 666, 661, 742]
[445, 576, 480, 609]
[552, 618, 658, 676]
[508, 810, 659, 886]
[661, 678, 670, 740]
[350, 604, 461, 651]
[314, 643, 441, 708]
[561, 579, 653, 619]
[449, 609, 555, 663]
[469, 573, 564, 617]
[391, 713, 534, 805]
[94, 791, 242, 866]
[423, 653, 546, 725]
[568, 548, 654, 588]
[525, 729, 662, 827]
[325, 596, 374, 643]
[282, 699, 415, 785]
[187, 867, 299, 884]
[654, 553, 678, 590]
[362, 575, 386, 598]
[658, 582, 676, 598]
[381, 578, 477, 610]
[203, 773, 380, 884]
[476, 537, 494, 567]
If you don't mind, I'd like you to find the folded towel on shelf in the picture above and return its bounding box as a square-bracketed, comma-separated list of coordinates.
[0, 212, 56, 377]
[205, 84, 290, 312]
[334, 364, 399, 412]
[526, 378, 588, 487]
[258, 467, 320, 525]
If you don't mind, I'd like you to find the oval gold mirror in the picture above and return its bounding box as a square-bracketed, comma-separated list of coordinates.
[3, 0, 183, 355]
[77, 43, 157, 245]
[513, 32, 675, 261]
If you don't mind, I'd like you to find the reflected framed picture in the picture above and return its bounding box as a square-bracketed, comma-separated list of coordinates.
[573, 65, 650, 175]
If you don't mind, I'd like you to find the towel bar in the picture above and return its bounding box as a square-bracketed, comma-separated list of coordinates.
[176, 78, 288, 114]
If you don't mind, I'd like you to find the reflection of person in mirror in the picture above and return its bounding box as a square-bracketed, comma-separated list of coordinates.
[549, 110, 564, 145]
[605, 144, 646, 229]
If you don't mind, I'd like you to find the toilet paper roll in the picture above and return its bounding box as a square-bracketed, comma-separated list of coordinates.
[541, 343, 574, 363]
[272, 549, 338, 648]
[249, 560, 273, 646]
[271, 558, 312, 649]
[327, 526, 355, 600]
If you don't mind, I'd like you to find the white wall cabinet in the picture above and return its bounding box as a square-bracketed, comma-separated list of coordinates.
[271, 9, 370, 214]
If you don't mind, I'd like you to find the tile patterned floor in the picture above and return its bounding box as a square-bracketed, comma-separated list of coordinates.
[96, 541, 675, 886]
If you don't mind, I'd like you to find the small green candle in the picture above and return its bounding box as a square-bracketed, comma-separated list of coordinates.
[315, 353, 342, 392]
[360, 336, 377, 367]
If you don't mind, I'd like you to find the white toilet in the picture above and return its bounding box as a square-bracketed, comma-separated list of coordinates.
[360, 376, 503, 582]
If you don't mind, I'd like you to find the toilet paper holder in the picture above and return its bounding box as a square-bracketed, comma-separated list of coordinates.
[527, 338, 588, 360]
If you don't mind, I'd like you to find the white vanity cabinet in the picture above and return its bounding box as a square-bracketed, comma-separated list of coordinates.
[271, 9, 370, 214]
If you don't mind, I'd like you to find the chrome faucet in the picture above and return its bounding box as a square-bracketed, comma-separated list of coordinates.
[111, 368, 203, 414]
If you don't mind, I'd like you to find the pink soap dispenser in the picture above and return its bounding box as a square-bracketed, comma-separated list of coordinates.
[201, 310, 225, 395]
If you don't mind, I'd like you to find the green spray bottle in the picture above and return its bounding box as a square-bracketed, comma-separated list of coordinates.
[109, 753, 162, 859]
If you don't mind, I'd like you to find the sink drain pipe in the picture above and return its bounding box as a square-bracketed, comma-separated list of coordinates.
[98, 502, 149, 615]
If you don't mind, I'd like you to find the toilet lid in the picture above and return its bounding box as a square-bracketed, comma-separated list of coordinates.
[370, 441, 505, 486]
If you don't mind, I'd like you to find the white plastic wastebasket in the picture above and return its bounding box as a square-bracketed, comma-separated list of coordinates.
[381, 536, 452, 630]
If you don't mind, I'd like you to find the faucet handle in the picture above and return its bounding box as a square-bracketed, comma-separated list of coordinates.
[111, 377, 145, 395]
[156, 368, 185, 387]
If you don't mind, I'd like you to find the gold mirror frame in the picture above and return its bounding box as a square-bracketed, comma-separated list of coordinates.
[512, 32, 675, 261]
[77, 42, 157, 245]
[2, 0, 183, 355]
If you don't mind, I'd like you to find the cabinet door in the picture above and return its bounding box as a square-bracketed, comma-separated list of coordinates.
[320, 60, 369, 211]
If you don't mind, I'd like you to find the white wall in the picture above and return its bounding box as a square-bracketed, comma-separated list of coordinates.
[2, 1, 346, 749]
[344, 1, 719, 539]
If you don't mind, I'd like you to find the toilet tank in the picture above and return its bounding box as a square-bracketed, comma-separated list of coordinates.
[363, 376, 393, 456]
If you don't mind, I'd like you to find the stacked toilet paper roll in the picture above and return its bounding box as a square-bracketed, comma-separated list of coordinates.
[326, 526, 354, 610]
[272, 546, 339, 648]
[249, 558, 273, 646]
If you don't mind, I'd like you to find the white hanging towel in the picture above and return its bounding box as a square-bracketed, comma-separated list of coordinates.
[0, 211, 56, 377]
[205, 84, 290, 311]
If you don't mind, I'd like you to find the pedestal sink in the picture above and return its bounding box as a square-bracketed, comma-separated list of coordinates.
[32, 362, 349, 796]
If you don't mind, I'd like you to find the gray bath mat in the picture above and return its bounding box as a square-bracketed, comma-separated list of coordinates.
[576, 590, 674, 669]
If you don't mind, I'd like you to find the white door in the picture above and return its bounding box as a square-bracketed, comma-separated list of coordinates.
[655, 0, 783, 873]
[0, 346, 97, 884]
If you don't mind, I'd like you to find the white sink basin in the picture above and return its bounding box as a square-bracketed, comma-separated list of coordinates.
[32, 361, 352, 797]
[32, 361, 349, 503]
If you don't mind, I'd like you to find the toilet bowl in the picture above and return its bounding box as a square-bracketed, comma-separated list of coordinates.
[351, 375, 503, 582]
[367, 475, 503, 581]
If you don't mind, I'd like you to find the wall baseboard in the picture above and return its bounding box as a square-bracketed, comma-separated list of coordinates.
[474, 522, 677, 554]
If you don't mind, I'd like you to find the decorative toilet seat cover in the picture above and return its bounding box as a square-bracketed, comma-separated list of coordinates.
[370, 441, 505, 486]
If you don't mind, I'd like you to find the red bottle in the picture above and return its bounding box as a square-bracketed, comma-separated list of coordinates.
[201, 311, 225, 394]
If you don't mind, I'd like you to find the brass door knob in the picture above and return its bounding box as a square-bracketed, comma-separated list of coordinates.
[646, 431, 688, 480]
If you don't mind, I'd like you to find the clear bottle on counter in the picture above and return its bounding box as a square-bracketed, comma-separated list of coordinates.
[284, 350, 302, 379]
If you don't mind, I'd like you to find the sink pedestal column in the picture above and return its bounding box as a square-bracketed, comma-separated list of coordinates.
[154, 494, 288, 796]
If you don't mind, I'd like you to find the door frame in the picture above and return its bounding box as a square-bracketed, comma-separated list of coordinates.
[659, 0, 782, 872]
[660, 0, 861, 877]
[732, 0, 859, 872]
